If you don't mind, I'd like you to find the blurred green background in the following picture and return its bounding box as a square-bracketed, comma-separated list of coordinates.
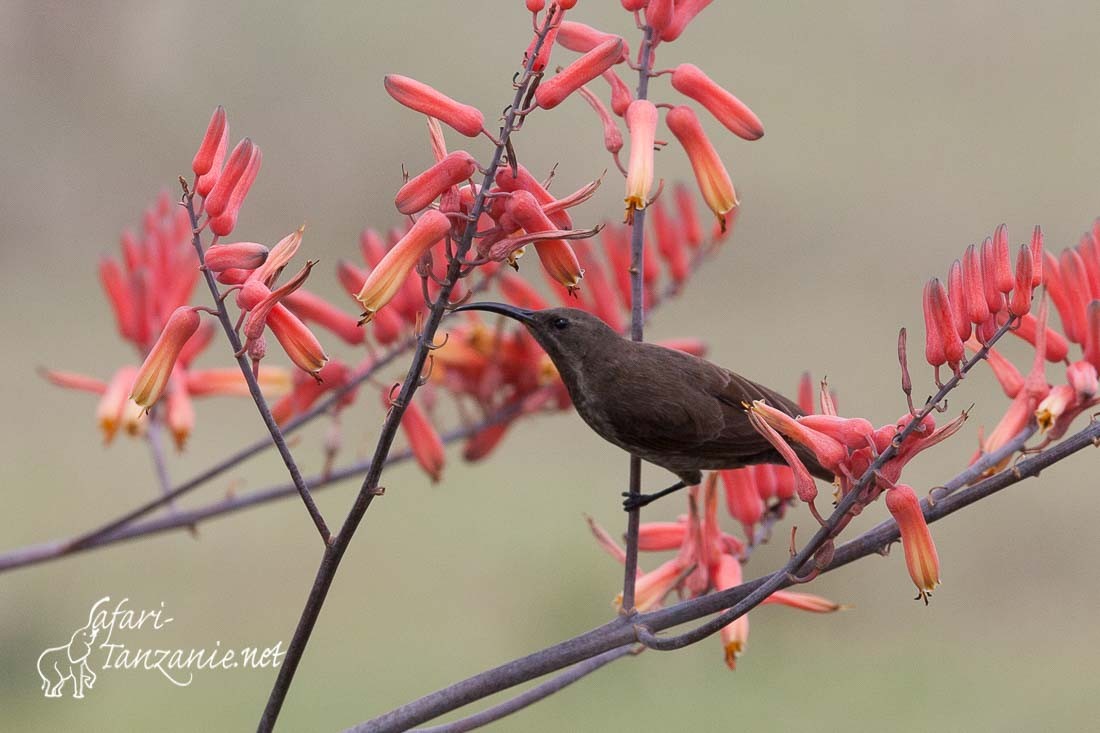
[3, 2, 1099, 731]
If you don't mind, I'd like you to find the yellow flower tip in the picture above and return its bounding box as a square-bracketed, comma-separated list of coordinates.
[723, 641, 743, 671]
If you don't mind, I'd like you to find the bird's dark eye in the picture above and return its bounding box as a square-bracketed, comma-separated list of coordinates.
[551, 317, 569, 330]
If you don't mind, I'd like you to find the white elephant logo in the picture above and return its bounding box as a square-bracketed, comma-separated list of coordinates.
[36, 598, 106, 699]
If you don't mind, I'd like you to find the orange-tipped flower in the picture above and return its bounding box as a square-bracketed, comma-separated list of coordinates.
[494, 164, 573, 230]
[885, 484, 940, 603]
[670, 63, 764, 141]
[714, 554, 749, 669]
[395, 151, 478, 215]
[665, 105, 738, 229]
[192, 105, 228, 178]
[204, 242, 269, 272]
[384, 74, 484, 137]
[535, 38, 624, 110]
[97, 366, 138, 443]
[131, 307, 202, 408]
[386, 388, 445, 482]
[721, 468, 764, 537]
[355, 210, 451, 322]
[504, 191, 585, 292]
[623, 100, 658, 222]
[749, 400, 846, 471]
[266, 304, 328, 379]
[165, 375, 195, 450]
[282, 289, 365, 346]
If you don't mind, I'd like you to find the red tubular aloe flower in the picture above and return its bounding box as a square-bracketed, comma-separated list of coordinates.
[394, 151, 478, 215]
[1078, 233, 1100, 298]
[991, 224, 1014, 294]
[494, 164, 573, 230]
[746, 410, 819, 506]
[282, 289, 365, 346]
[623, 100, 658, 222]
[386, 388, 445, 482]
[721, 468, 764, 537]
[885, 484, 940, 603]
[796, 414, 875, 450]
[504, 191, 585, 292]
[763, 590, 844, 613]
[670, 63, 764, 141]
[644, 0, 675, 39]
[674, 183, 703, 248]
[131, 307, 202, 408]
[1002, 311, 1070, 363]
[186, 367, 291, 398]
[165, 374, 195, 450]
[666, 105, 738, 229]
[203, 137, 254, 218]
[946, 259, 972, 340]
[98, 366, 138, 443]
[383, 74, 484, 137]
[1029, 225, 1045, 287]
[40, 369, 108, 394]
[637, 521, 689, 551]
[962, 243, 991, 326]
[355, 210, 450, 322]
[749, 400, 846, 472]
[556, 21, 630, 59]
[209, 145, 262, 237]
[266, 304, 329, 379]
[661, 0, 713, 42]
[1059, 249, 1091, 344]
[714, 554, 749, 669]
[602, 69, 633, 117]
[922, 279, 946, 367]
[971, 344, 1023, 398]
[204, 242, 269, 272]
[1066, 360, 1098, 400]
[577, 85, 624, 154]
[1008, 244, 1034, 317]
[979, 237, 1006, 315]
[526, 0, 545, 11]
[192, 105, 228, 178]
[1084, 301, 1100, 370]
[99, 256, 139, 343]
[621, 0, 649, 10]
[929, 278, 964, 366]
[196, 128, 228, 199]
[535, 38, 624, 110]
[650, 198, 689, 285]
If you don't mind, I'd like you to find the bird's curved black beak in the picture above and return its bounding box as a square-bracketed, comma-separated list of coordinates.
[452, 301, 536, 325]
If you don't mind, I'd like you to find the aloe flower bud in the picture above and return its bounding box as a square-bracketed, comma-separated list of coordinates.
[356, 210, 450, 322]
[192, 105, 227, 177]
[671, 63, 764, 141]
[384, 74, 484, 137]
[394, 151, 478, 215]
[535, 38, 624, 110]
[131, 307, 202, 408]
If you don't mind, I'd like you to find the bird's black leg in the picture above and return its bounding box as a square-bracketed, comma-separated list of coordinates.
[622, 480, 688, 511]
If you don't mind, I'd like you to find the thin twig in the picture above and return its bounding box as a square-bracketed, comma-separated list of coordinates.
[412, 646, 635, 733]
[144, 409, 197, 537]
[351, 420, 1087, 733]
[257, 11, 563, 730]
[181, 184, 331, 543]
[620, 22, 656, 615]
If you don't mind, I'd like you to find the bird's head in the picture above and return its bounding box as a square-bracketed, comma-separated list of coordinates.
[451, 303, 619, 365]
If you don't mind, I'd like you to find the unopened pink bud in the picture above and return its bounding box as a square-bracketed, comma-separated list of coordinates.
[946, 259, 971, 340]
[720, 468, 764, 536]
[796, 414, 875, 450]
[131, 307, 202, 408]
[166, 376, 195, 450]
[576, 85, 624, 154]
[644, 0, 675, 38]
[929, 278, 964, 365]
[192, 105, 228, 177]
[204, 242, 269, 272]
[1066, 359, 1098, 400]
[209, 145, 262, 237]
[979, 236, 1006, 314]
[526, 0, 544, 12]
[673, 183, 703, 248]
[621, 0, 648, 10]
[660, 0, 712, 42]
[204, 138, 254, 218]
[1008, 244, 1034, 317]
[602, 69, 633, 116]
[666, 105, 738, 229]
[1059, 248, 1091, 344]
[386, 388, 445, 482]
[991, 223, 1014, 293]
[922, 279, 945, 367]
[637, 521, 688, 551]
[623, 100, 658, 221]
[670, 63, 764, 141]
[356, 210, 450, 321]
[1030, 225, 1044, 287]
[536, 38, 625, 110]
[195, 128, 228, 199]
[505, 191, 585, 292]
[395, 151, 478, 215]
[99, 256, 139, 343]
[384, 74, 484, 137]
[962, 243, 990, 325]
[1004, 311, 1070, 363]
[1085, 301, 1100, 371]
[557, 21, 630, 59]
